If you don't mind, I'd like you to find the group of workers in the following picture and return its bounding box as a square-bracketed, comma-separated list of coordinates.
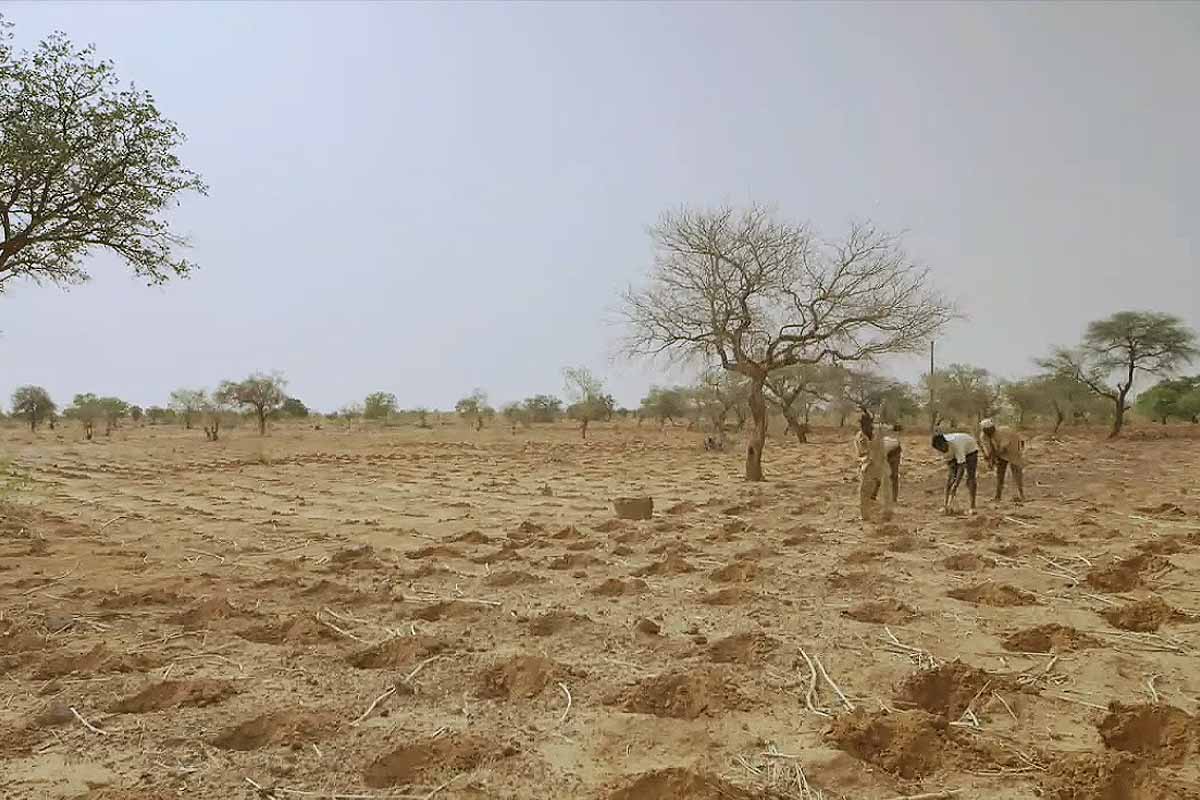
[854, 411, 1025, 521]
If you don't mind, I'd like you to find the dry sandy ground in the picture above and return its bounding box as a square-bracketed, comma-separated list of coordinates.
[2, 421, 1199, 800]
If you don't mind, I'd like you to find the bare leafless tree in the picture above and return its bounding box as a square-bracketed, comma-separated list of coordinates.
[621, 205, 956, 480]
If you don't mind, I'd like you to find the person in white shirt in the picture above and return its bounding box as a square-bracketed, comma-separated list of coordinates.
[931, 432, 978, 515]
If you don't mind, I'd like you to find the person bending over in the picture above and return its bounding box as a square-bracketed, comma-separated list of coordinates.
[931, 432, 978, 515]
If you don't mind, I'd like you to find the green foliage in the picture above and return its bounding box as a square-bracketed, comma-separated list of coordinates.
[639, 385, 689, 424]
[0, 18, 207, 292]
[217, 372, 288, 435]
[10, 385, 54, 430]
[279, 397, 309, 418]
[168, 388, 207, 428]
[129, 405, 144, 423]
[562, 367, 608, 428]
[363, 392, 397, 420]
[145, 406, 175, 425]
[1136, 377, 1200, 424]
[501, 402, 528, 428]
[1040, 311, 1198, 436]
[455, 389, 494, 425]
[923, 364, 997, 427]
[522, 395, 562, 423]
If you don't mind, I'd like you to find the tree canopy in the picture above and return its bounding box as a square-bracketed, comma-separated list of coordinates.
[0, 18, 206, 293]
[621, 205, 954, 479]
[10, 385, 54, 431]
[217, 372, 287, 435]
[1040, 311, 1198, 437]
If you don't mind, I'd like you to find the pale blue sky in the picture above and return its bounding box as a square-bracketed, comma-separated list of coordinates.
[2, 1, 1197, 411]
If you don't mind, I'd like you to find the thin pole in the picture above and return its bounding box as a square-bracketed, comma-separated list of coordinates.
[929, 340, 935, 434]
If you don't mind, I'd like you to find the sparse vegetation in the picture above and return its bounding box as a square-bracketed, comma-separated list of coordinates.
[217, 372, 288, 435]
[10, 385, 54, 431]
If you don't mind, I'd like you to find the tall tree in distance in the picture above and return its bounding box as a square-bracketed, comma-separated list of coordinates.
[11, 385, 54, 431]
[363, 392, 397, 420]
[1039, 312, 1198, 437]
[168, 389, 207, 430]
[0, 18, 207, 293]
[621, 205, 956, 480]
[455, 389, 493, 430]
[217, 372, 288, 435]
[563, 367, 607, 439]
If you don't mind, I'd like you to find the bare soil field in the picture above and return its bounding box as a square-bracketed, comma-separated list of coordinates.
[2, 422, 1199, 800]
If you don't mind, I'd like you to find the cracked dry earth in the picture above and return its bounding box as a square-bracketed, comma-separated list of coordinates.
[2, 422, 1199, 800]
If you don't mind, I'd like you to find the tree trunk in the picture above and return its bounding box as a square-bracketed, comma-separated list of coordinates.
[1053, 406, 1064, 434]
[258, 409, 267, 436]
[580, 418, 589, 439]
[783, 410, 806, 444]
[185, 413, 192, 430]
[1109, 393, 1128, 438]
[29, 415, 36, 432]
[745, 379, 768, 482]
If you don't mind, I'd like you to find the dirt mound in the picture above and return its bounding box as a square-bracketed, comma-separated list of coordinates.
[451, 530, 492, 544]
[168, 597, 246, 630]
[706, 632, 779, 665]
[327, 544, 382, 570]
[237, 616, 338, 645]
[414, 600, 493, 621]
[33, 644, 160, 679]
[1102, 597, 1190, 632]
[363, 734, 516, 788]
[947, 583, 1038, 607]
[0, 626, 48, 656]
[405, 544, 463, 560]
[1086, 554, 1172, 593]
[942, 552, 993, 571]
[594, 519, 627, 533]
[1137, 537, 1185, 555]
[781, 526, 823, 546]
[98, 588, 187, 609]
[666, 502, 696, 515]
[547, 553, 602, 570]
[1098, 702, 1200, 764]
[887, 535, 921, 552]
[475, 655, 562, 699]
[1039, 752, 1200, 800]
[896, 661, 1017, 719]
[1137, 502, 1189, 517]
[485, 570, 543, 587]
[528, 610, 589, 636]
[299, 579, 371, 605]
[647, 540, 698, 555]
[347, 635, 448, 669]
[701, 587, 755, 605]
[633, 554, 694, 576]
[845, 548, 884, 564]
[707, 561, 761, 583]
[551, 526, 584, 540]
[471, 546, 524, 565]
[612, 668, 752, 719]
[1004, 624, 1100, 653]
[843, 599, 918, 625]
[826, 570, 895, 591]
[211, 710, 337, 750]
[614, 497, 653, 520]
[827, 710, 971, 779]
[592, 578, 649, 597]
[110, 679, 237, 714]
[606, 768, 753, 800]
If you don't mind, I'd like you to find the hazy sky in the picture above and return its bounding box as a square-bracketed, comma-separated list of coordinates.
[2, 1, 1197, 412]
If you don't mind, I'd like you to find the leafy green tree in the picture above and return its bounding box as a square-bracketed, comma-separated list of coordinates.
[522, 395, 562, 423]
[63, 393, 103, 439]
[145, 406, 175, 425]
[129, 405, 144, 423]
[455, 388, 494, 430]
[563, 367, 608, 439]
[168, 388, 207, 429]
[1136, 377, 1200, 424]
[363, 392, 397, 420]
[1040, 312, 1199, 437]
[0, 19, 206, 294]
[217, 372, 287, 435]
[639, 386, 689, 426]
[98, 396, 129, 434]
[279, 397, 309, 418]
[10, 385, 54, 431]
[501, 402, 528, 433]
[923, 364, 997, 429]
